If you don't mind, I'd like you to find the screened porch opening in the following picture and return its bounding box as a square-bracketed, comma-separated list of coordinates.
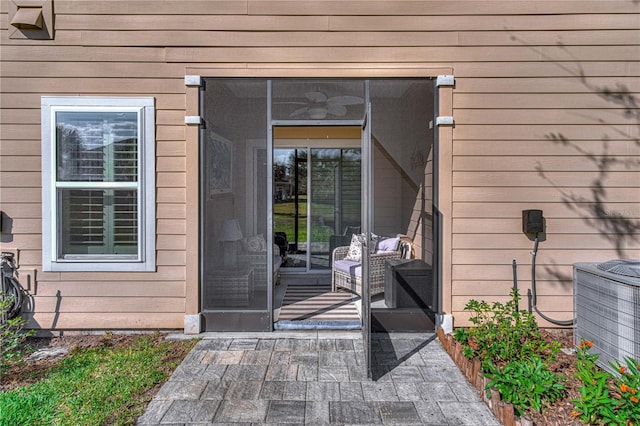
[200, 78, 437, 332]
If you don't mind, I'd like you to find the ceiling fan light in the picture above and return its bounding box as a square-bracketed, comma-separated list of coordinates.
[308, 106, 327, 119]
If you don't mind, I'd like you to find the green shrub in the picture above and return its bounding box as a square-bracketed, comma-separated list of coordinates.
[572, 339, 640, 425]
[0, 296, 34, 375]
[453, 288, 559, 370]
[484, 355, 565, 416]
[613, 356, 640, 425]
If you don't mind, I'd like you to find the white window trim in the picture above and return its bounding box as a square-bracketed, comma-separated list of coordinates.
[41, 97, 156, 272]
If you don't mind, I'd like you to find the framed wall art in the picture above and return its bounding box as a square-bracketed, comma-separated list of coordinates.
[207, 132, 233, 196]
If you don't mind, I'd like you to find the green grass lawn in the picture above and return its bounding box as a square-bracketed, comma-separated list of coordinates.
[273, 199, 338, 243]
[273, 199, 308, 242]
[0, 333, 197, 426]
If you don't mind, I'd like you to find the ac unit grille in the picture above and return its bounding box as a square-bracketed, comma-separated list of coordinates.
[574, 263, 640, 375]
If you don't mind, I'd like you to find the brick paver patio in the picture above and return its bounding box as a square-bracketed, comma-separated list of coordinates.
[137, 331, 499, 425]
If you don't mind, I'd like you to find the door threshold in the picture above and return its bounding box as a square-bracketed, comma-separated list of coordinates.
[274, 320, 361, 330]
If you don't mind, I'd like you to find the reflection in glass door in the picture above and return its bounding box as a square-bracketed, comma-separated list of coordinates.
[273, 149, 307, 268]
[274, 144, 361, 272]
[310, 149, 361, 269]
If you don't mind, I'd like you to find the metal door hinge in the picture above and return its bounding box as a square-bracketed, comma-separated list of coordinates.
[435, 116, 454, 126]
[436, 75, 455, 87]
[184, 116, 202, 125]
[184, 75, 201, 86]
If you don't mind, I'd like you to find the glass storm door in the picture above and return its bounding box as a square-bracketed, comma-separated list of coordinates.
[361, 102, 373, 377]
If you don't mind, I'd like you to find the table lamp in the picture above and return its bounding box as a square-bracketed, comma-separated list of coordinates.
[218, 218, 243, 268]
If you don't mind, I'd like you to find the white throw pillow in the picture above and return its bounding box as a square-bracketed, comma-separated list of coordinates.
[345, 234, 363, 262]
[375, 237, 400, 253]
[243, 234, 267, 252]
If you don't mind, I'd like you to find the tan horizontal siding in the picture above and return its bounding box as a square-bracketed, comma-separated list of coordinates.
[74, 31, 460, 47]
[453, 280, 573, 298]
[157, 219, 186, 235]
[455, 61, 640, 78]
[0, 46, 167, 62]
[1, 0, 638, 330]
[327, 14, 639, 31]
[249, 1, 639, 16]
[156, 251, 187, 266]
[455, 93, 640, 109]
[454, 311, 576, 330]
[157, 141, 186, 157]
[454, 202, 640, 219]
[455, 156, 637, 171]
[452, 249, 629, 266]
[454, 218, 640, 234]
[28, 296, 185, 313]
[157, 204, 187, 219]
[24, 0, 634, 17]
[0, 171, 40, 187]
[25, 312, 184, 329]
[157, 235, 187, 251]
[454, 172, 639, 187]
[454, 139, 640, 156]
[453, 233, 639, 250]
[456, 109, 637, 125]
[55, 266, 185, 282]
[55, 15, 330, 31]
[53, 0, 247, 15]
[157, 172, 187, 187]
[0, 61, 186, 77]
[165, 46, 636, 63]
[455, 77, 640, 93]
[0, 92, 185, 109]
[32, 280, 185, 297]
[1, 77, 184, 93]
[454, 187, 638, 203]
[157, 157, 186, 173]
[453, 125, 639, 140]
[5, 29, 630, 48]
[0, 156, 40, 171]
[452, 294, 573, 313]
[452, 264, 579, 282]
[7, 218, 42, 234]
[1, 188, 41, 203]
[0, 203, 40, 219]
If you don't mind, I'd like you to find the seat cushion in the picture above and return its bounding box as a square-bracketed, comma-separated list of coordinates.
[333, 259, 362, 278]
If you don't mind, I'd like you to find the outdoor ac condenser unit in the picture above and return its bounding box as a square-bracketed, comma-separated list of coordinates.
[574, 260, 640, 375]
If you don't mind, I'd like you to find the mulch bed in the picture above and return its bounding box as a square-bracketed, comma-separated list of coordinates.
[440, 327, 587, 426]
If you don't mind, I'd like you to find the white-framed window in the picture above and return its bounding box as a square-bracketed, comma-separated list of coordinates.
[41, 97, 156, 272]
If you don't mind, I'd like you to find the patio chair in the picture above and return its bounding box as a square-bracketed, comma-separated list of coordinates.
[331, 235, 411, 296]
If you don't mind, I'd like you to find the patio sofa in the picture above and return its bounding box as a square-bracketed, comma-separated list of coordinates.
[332, 235, 411, 296]
[238, 234, 283, 289]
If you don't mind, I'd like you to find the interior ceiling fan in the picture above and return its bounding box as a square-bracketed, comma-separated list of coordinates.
[285, 91, 363, 119]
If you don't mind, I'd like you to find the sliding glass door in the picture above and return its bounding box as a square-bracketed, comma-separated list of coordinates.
[274, 143, 361, 272]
